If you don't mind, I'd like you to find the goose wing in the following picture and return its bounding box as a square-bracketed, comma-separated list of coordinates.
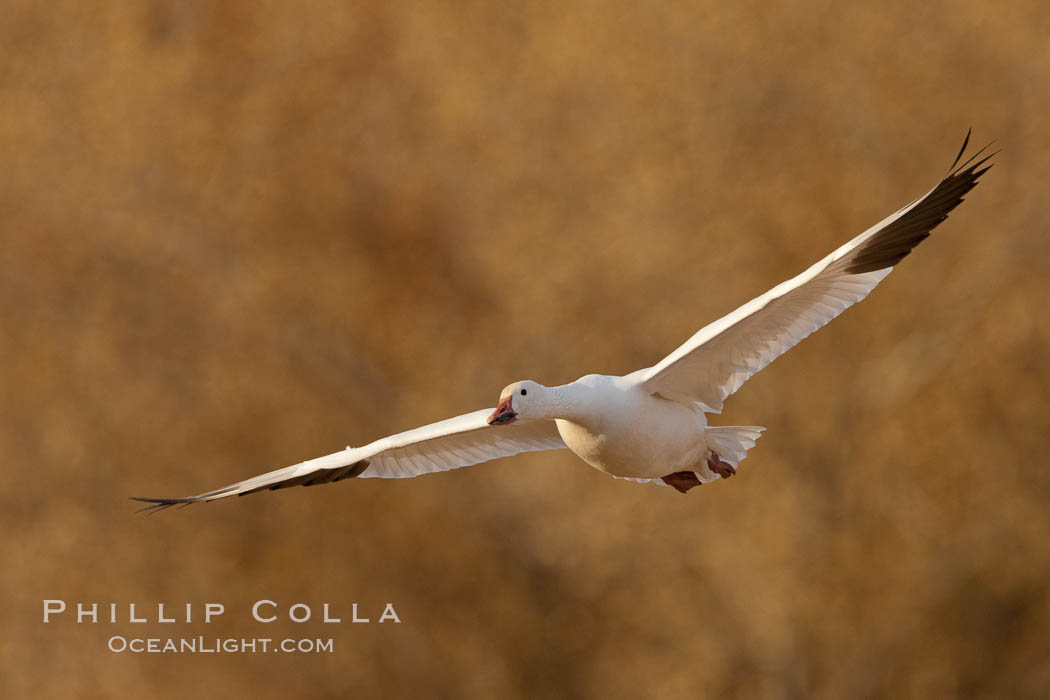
[635, 133, 994, 412]
[133, 411, 565, 511]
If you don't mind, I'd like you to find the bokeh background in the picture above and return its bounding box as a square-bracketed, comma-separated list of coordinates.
[2, 1, 1048, 697]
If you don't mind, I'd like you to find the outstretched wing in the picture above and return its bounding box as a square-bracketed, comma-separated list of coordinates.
[133, 411, 566, 511]
[635, 132, 995, 412]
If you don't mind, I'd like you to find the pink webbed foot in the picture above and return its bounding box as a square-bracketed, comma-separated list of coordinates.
[707, 451, 736, 479]
[661, 471, 702, 494]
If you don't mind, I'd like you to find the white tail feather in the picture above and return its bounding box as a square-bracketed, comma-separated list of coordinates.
[705, 425, 765, 468]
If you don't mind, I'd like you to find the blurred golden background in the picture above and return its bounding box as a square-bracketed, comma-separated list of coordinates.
[2, 1, 1048, 697]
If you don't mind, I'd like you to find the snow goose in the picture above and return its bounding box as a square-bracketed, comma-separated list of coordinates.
[134, 133, 993, 509]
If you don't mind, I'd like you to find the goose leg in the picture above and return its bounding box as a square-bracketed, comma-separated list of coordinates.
[707, 451, 736, 479]
[661, 471, 701, 494]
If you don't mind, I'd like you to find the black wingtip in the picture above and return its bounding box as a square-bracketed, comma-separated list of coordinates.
[842, 133, 995, 275]
[130, 495, 199, 514]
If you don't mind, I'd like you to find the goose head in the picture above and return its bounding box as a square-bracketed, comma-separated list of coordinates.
[487, 380, 547, 425]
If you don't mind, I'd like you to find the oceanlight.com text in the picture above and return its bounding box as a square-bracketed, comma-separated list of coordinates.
[107, 636, 334, 654]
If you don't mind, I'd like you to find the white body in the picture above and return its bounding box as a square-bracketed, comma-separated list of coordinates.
[552, 374, 709, 479]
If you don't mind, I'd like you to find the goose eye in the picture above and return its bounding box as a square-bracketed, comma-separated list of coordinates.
[520, 389, 527, 396]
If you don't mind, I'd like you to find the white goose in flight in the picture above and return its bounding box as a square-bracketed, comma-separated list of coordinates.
[135, 134, 993, 511]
